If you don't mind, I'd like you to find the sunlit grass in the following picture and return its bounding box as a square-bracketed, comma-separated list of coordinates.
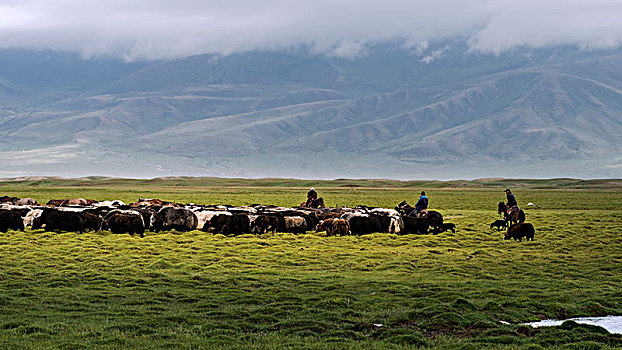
[0, 179, 621, 348]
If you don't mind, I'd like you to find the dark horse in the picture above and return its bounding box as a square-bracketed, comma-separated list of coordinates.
[498, 201, 525, 226]
[395, 201, 443, 229]
[300, 197, 325, 208]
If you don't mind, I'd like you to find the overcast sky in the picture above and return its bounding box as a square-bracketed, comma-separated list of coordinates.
[1, 0, 621, 60]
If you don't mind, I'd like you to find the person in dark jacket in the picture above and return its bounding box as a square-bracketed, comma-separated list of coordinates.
[307, 188, 317, 201]
[412, 191, 428, 216]
[505, 189, 517, 209]
[303, 188, 325, 208]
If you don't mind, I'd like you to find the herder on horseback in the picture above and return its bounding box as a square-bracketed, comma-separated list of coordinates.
[498, 188, 525, 225]
[505, 189, 518, 213]
[412, 191, 428, 217]
[395, 192, 443, 229]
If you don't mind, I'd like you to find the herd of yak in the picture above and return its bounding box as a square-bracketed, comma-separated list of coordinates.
[0, 195, 534, 241]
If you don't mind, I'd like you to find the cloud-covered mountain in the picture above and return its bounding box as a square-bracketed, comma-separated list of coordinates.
[0, 44, 621, 179]
[4, 1, 622, 60]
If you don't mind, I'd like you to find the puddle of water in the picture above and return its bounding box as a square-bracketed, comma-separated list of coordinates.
[524, 316, 622, 334]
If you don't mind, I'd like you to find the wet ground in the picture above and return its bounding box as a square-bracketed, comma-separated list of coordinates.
[525, 316, 622, 334]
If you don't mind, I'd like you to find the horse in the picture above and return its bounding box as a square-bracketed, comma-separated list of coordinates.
[395, 200, 415, 216]
[301, 197, 325, 208]
[498, 201, 525, 226]
[395, 201, 443, 229]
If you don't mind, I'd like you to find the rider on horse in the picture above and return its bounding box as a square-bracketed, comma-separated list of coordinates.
[505, 189, 518, 213]
[303, 188, 325, 208]
[412, 191, 428, 216]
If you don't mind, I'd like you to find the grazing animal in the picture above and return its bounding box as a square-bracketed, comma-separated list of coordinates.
[46, 199, 66, 207]
[251, 215, 271, 234]
[23, 209, 43, 228]
[193, 210, 228, 231]
[131, 207, 157, 231]
[139, 198, 163, 205]
[32, 208, 52, 229]
[315, 218, 334, 235]
[266, 215, 281, 233]
[490, 219, 507, 231]
[206, 214, 230, 234]
[151, 207, 198, 232]
[331, 219, 351, 236]
[60, 198, 89, 207]
[32, 207, 83, 230]
[342, 213, 382, 235]
[0, 209, 25, 232]
[284, 216, 308, 234]
[251, 215, 279, 234]
[0, 196, 19, 204]
[206, 213, 251, 235]
[227, 206, 257, 214]
[223, 214, 251, 235]
[201, 212, 231, 232]
[390, 216, 404, 234]
[14, 198, 37, 206]
[93, 200, 126, 207]
[315, 218, 351, 236]
[402, 216, 429, 234]
[261, 214, 284, 233]
[498, 201, 525, 226]
[1, 205, 31, 217]
[303, 214, 319, 232]
[83, 206, 115, 220]
[315, 211, 343, 221]
[102, 210, 145, 237]
[369, 213, 404, 234]
[370, 208, 400, 217]
[504, 223, 535, 241]
[44, 210, 85, 233]
[81, 211, 103, 232]
[130, 198, 170, 208]
[420, 210, 443, 229]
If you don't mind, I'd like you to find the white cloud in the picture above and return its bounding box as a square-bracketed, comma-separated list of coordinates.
[326, 41, 368, 59]
[420, 45, 450, 63]
[468, 0, 622, 54]
[0, 0, 621, 60]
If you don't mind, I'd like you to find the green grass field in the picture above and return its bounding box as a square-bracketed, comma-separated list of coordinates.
[0, 178, 621, 349]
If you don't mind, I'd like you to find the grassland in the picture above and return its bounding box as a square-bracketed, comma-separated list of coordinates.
[0, 178, 621, 349]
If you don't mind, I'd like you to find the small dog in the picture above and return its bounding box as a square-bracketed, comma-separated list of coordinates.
[490, 219, 507, 231]
[441, 223, 456, 233]
[430, 223, 456, 234]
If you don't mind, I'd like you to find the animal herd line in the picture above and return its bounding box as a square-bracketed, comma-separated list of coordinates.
[0, 196, 535, 241]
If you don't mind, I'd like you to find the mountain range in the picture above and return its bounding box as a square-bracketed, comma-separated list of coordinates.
[0, 43, 621, 179]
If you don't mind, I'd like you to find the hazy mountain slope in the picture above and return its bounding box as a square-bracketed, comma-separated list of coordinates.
[0, 45, 621, 178]
[120, 86, 451, 156]
[105, 52, 339, 93]
[0, 50, 146, 110]
[366, 72, 622, 162]
[0, 85, 351, 150]
[121, 70, 622, 165]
